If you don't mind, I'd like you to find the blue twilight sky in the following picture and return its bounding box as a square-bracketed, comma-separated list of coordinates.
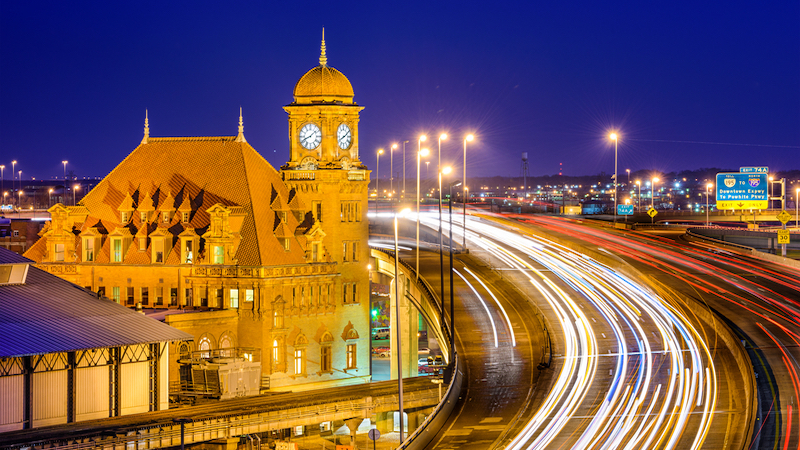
[1, 1, 798, 182]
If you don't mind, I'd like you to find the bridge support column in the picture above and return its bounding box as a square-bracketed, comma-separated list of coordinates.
[375, 411, 392, 434]
[345, 418, 363, 449]
[390, 272, 419, 379]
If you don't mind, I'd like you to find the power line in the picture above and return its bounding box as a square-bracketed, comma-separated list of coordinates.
[627, 138, 800, 149]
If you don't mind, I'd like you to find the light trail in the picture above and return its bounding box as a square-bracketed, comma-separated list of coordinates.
[417, 212, 717, 448]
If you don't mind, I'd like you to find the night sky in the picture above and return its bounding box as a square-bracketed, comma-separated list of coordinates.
[1, 1, 798, 182]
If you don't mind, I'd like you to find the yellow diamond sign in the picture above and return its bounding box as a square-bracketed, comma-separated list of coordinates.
[647, 207, 658, 218]
[777, 210, 791, 224]
[777, 230, 790, 244]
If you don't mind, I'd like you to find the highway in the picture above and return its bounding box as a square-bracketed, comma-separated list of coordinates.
[399, 211, 750, 449]
[512, 215, 800, 450]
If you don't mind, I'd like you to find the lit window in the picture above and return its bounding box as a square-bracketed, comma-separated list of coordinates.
[352, 283, 357, 303]
[184, 240, 193, 264]
[112, 240, 122, 262]
[121, 212, 128, 223]
[346, 344, 356, 369]
[112, 286, 120, 303]
[198, 338, 211, 359]
[230, 289, 239, 308]
[294, 349, 305, 375]
[245, 289, 254, 302]
[272, 339, 281, 368]
[342, 242, 349, 261]
[273, 308, 283, 328]
[283, 238, 290, 251]
[54, 243, 64, 262]
[182, 212, 189, 223]
[162, 212, 169, 223]
[153, 239, 163, 263]
[84, 239, 94, 262]
[312, 243, 319, 261]
[213, 245, 224, 264]
[140, 212, 147, 222]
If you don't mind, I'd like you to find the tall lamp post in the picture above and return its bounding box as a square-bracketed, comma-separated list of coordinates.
[17, 171, 22, 208]
[437, 134, 448, 270]
[635, 180, 641, 212]
[448, 179, 462, 363]
[402, 140, 409, 200]
[796, 187, 799, 229]
[393, 207, 411, 444]
[438, 166, 452, 329]
[62, 160, 68, 205]
[11, 161, 17, 207]
[73, 184, 80, 206]
[390, 143, 398, 200]
[48, 189, 53, 207]
[626, 168, 630, 187]
[609, 132, 619, 222]
[769, 176, 774, 210]
[0, 165, 4, 204]
[375, 149, 384, 215]
[416, 144, 429, 279]
[462, 134, 474, 250]
[651, 177, 659, 223]
[705, 183, 713, 226]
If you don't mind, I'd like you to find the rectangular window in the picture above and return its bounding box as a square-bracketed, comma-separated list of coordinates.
[112, 287, 120, 303]
[312, 243, 319, 262]
[321, 346, 332, 372]
[182, 212, 189, 223]
[355, 202, 361, 222]
[352, 283, 357, 303]
[294, 349, 305, 375]
[84, 239, 94, 262]
[230, 288, 239, 308]
[112, 239, 122, 262]
[141, 287, 149, 305]
[156, 287, 164, 305]
[127, 287, 134, 305]
[162, 212, 169, 223]
[140, 212, 147, 222]
[213, 245, 224, 264]
[185, 288, 193, 306]
[54, 243, 65, 262]
[346, 344, 356, 369]
[342, 283, 348, 303]
[352, 241, 358, 261]
[153, 239, 163, 263]
[170, 288, 178, 306]
[215, 288, 223, 307]
[200, 287, 208, 307]
[245, 288, 254, 302]
[342, 242, 349, 261]
[283, 238, 290, 251]
[121, 212, 128, 223]
[98, 286, 106, 298]
[292, 287, 297, 307]
[184, 240, 193, 264]
[312, 201, 322, 222]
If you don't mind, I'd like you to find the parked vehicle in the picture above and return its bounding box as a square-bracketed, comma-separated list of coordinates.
[372, 327, 391, 340]
[373, 346, 390, 357]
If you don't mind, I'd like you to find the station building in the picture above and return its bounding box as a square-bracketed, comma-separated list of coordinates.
[23, 34, 372, 393]
[0, 247, 191, 431]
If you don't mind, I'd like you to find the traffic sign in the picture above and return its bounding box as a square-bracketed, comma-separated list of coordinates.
[715, 172, 768, 210]
[739, 166, 769, 174]
[647, 207, 658, 218]
[368, 429, 381, 441]
[777, 210, 792, 224]
[617, 204, 634, 215]
[777, 230, 790, 244]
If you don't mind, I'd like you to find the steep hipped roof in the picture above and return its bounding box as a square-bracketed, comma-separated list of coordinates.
[0, 249, 191, 357]
[77, 136, 306, 266]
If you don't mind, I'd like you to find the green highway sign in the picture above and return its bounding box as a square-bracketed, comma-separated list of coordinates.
[739, 166, 769, 174]
[716, 172, 768, 210]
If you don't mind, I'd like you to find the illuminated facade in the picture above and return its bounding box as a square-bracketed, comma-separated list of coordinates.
[24, 34, 371, 392]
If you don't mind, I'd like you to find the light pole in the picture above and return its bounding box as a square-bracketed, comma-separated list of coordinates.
[11, 161, 17, 207]
[652, 177, 659, 223]
[437, 134, 447, 280]
[62, 160, 68, 205]
[462, 134, 474, 250]
[17, 171, 21, 208]
[796, 188, 799, 229]
[390, 143, 398, 200]
[438, 166, 452, 331]
[73, 184, 80, 206]
[768, 176, 774, 210]
[706, 183, 713, 226]
[0, 165, 4, 205]
[402, 140, 409, 200]
[393, 207, 410, 443]
[626, 168, 630, 187]
[609, 132, 618, 222]
[448, 179, 462, 363]
[375, 149, 384, 215]
[416, 145, 429, 280]
[635, 180, 641, 212]
[48, 189, 53, 207]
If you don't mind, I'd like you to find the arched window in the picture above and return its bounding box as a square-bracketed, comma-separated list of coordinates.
[219, 334, 233, 357]
[198, 337, 212, 359]
[320, 332, 333, 373]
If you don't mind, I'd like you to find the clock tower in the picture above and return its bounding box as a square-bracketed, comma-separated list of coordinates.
[281, 31, 370, 308]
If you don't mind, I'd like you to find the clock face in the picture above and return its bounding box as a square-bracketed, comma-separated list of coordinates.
[337, 123, 352, 149]
[340, 156, 351, 170]
[299, 123, 322, 150]
[300, 156, 317, 170]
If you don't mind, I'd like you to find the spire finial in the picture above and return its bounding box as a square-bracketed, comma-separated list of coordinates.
[141, 109, 150, 145]
[235, 106, 247, 143]
[319, 27, 327, 66]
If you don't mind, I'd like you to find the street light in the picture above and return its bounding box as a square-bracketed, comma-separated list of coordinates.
[0, 165, 4, 204]
[393, 207, 411, 443]
[390, 143, 398, 200]
[706, 183, 713, 226]
[626, 168, 630, 187]
[438, 166, 452, 330]
[17, 171, 21, 208]
[769, 176, 774, 210]
[437, 134, 448, 278]
[62, 160, 68, 204]
[796, 187, 799, 229]
[73, 184, 80, 206]
[375, 149, 384, 214]
[609, 132, 619, 222]
[11, 161, 17, 207]
[402, 140, 410, 200]
[463, 134, 474, 250]
[652, 177, 660, 223]
[416, 145, 429, 279]
[48, 188, 53, 207]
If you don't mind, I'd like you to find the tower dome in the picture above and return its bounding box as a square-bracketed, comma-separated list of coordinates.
[292, 30, 355, 104]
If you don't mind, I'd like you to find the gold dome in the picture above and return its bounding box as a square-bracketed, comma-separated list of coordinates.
[292, 30, 354, 104]
[293, 65, 354, 104]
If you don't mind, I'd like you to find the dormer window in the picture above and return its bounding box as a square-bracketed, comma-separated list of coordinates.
[153, 239, 164, 263]
[213, 245, 224, 264]
[184, 240, 193, 264]
[280, 211, 287, 223]
[121, 212, 128, 223]
[162, 212, 170, 223]
[182, 212, 189, 223]
[112, 239, 123, 262]
[83, 239, 94, 262]
[53, 243, 65, 262]
[312, 243, 320, 262]
[282, 238, 290, 251]
[141, 211, 148, 223]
